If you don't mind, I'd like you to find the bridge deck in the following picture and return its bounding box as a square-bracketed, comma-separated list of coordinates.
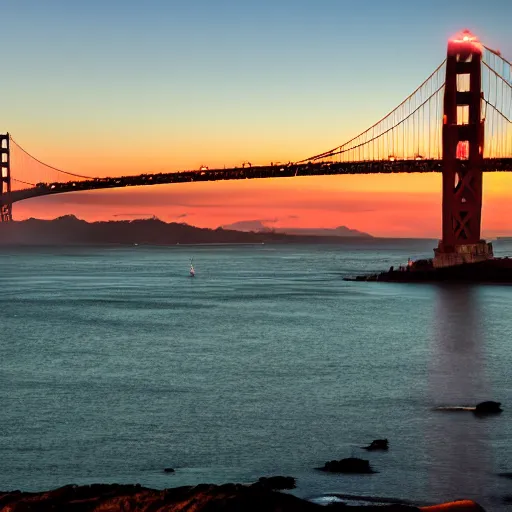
[4, 158, 512, 205]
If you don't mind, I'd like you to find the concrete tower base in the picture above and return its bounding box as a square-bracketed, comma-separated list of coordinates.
[433, 241, 494, 268]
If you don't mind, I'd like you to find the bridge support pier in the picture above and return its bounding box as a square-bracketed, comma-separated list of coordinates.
[0, 133, 11, 222]
[433, 32, 492, 268]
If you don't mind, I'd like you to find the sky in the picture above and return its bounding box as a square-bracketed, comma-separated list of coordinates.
[1, 0, 512, 237]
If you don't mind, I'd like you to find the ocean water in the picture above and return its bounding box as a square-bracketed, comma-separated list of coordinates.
[1, 239, 512, 510]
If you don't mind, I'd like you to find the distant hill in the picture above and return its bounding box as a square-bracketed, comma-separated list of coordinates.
[222, 220, 372, 238]
[222, 220, 273, 232]
[0, 215, 372, 245]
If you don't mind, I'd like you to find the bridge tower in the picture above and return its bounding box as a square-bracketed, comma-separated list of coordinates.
[433, 31, 493, 268]
[0, 133, 12, 222]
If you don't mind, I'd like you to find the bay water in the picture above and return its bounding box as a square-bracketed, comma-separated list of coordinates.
[1, 239, 512, 509]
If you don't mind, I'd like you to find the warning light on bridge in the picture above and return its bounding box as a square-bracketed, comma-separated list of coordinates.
[451, 29, 478, 44]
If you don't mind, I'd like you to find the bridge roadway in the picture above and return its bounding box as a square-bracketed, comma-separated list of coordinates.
[3, 158, 512, 205]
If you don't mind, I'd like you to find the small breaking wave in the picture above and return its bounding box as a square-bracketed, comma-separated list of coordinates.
[309, 493, 418, 507]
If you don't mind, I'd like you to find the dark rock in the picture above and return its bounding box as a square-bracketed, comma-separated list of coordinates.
[420, 501, 487, 511]
[253, 476, 296, 490]
[319, 457, 375, 474]
[363, 439, 389, 451]
[164, 467, 175, 473]
[498, 472, 512, 479]
[474, 401, 502, 415]
[0, 483, 317, 512]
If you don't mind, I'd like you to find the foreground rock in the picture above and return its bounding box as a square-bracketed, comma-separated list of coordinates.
[421, 501, 486, 511]
[0, 483, 486, 512]
[319, 457, 375, 474]
[0, 483, 312, 512]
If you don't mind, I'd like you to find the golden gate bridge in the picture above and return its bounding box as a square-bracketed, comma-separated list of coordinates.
[1, 31, 512, 268]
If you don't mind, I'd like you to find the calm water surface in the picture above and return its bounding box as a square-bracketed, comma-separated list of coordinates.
[1, 240, 512, 509]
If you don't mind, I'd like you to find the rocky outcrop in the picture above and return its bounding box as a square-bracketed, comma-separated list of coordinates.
[363, 439, 389, 451]
[319, 457, 375, 474]
[252, 476, 296, 490]
[474, 401, 502, 415]
[0, 484, 486, 512]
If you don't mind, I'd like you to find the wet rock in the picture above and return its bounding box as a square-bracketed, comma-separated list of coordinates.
[474, 401, 502, 415]
[253, 476, 296, 490]
[363, 439, 389, 451]
[319, 457, 375, 474]
[420, 500, 487, 511]
[163, 467, 175, 473]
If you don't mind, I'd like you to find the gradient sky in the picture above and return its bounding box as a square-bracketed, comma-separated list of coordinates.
[1, 0, 512, 236]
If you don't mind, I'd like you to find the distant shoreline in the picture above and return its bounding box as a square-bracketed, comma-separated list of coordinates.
[0, 215, 378, 246]
[1, 216, 508, 246]
[0, 238, 441, 248]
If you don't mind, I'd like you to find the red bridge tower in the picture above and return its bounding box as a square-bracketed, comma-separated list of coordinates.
[0, 133, 11, 222]
[433, 31, 493, 267]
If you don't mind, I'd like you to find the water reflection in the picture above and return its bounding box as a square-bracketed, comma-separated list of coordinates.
[427, 284, 493, 504]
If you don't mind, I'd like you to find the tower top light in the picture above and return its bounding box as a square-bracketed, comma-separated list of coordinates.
[451, 29, 479, 44]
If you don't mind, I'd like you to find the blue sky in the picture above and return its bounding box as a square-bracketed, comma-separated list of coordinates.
[2, 0, 511, 172]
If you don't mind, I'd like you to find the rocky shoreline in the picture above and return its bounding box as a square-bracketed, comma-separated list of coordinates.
[344, 258, 512, 283]
[0, 482, 486, 511]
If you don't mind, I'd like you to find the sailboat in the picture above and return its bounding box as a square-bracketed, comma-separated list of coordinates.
[189, 260, 195, 277]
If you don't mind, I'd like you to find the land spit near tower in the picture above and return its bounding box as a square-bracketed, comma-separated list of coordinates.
[344, 252, 512, 283]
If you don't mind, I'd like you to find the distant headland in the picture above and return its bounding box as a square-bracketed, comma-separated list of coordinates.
[222, 220, 370, 238]
[0, 215, 372, 246]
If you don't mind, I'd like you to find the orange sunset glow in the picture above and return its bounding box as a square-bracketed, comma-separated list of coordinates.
[11, 172, 512, 238]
